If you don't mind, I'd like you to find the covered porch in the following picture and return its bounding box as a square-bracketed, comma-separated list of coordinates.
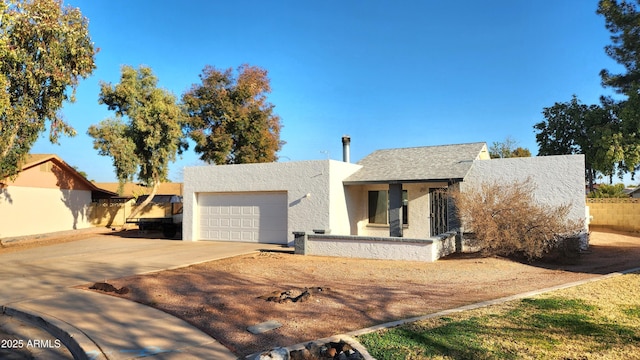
[343, 180, 457, 239]
[340, 142, 490, 239]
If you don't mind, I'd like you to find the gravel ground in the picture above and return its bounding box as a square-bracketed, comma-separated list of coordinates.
[82, 229, 640, 357]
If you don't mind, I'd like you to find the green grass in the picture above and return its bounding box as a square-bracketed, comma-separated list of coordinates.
[358, 273, 640, 360]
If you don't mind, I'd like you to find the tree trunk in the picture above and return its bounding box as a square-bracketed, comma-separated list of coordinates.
[122, 181, 160, 230]
[587, 167, 595, 193]
[0, 127, 19, 177]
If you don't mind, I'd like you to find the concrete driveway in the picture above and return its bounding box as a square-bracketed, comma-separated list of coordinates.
[0, 232, 286, 359]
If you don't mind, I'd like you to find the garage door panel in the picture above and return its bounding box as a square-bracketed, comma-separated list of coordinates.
[242, 231, 253, 241]
[198, 192, 287, 244]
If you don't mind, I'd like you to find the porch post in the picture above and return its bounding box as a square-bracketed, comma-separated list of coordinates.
[389, 183, 403, 237]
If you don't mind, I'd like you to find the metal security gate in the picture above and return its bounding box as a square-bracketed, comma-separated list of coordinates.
[430, 188, 448, 236]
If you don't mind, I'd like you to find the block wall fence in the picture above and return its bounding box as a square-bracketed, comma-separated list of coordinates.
[587, 198, 640, 233]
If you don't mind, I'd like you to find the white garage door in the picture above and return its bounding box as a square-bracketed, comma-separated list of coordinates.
[198, 192, 287, 244]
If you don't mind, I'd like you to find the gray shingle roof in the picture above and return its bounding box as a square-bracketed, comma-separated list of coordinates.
[344, 142, 488, 184]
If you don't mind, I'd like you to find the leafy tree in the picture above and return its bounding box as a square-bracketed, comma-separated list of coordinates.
[88, 66, 187, 221]
[489, 136, 531, 158]
[597, 0, 640, 179]
[597, 0, 640, 94]
[535, 96, 585, 156]
[182, 64, 284, 164]
[534, 96, 622, 191]
[0, 0, 96, 179]
[615, 88, 640, 178]
[533, 1, 640, 187]
[511, 147, 532, 158]
[587, 183, 629, 198]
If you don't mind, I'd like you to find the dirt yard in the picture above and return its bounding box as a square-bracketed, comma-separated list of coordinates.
[82, 229, 640, 357]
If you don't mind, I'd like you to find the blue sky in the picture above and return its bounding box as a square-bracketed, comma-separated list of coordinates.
[31, 0, 621, 183]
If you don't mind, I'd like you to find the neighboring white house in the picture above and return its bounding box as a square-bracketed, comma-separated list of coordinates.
[182, 140, 586, 246]
[626, 186, 640, 198]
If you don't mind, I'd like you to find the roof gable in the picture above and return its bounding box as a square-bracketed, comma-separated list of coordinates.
[3, 154, 116, 197]
[344, 142, 489, 184]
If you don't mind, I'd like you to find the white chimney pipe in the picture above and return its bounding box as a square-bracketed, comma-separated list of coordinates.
[342, 135, 351, 163]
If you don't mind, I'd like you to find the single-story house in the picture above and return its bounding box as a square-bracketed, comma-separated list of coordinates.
[624, 186, 640, 198]
[183, 139, 586, 246]
[0, 154, 115, 239]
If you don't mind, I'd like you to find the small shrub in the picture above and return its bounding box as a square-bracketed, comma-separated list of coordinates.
[544, 235, 585, 264]
[452, 179, 583, 260]
[587, 183, 629, 198]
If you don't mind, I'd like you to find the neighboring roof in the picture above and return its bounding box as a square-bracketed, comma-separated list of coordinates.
[92, 182, 183, 197]
[135, 194, 182, 205]
[624, 187, 640, 196]
[24, 154, 55, 165]
[8, 154, 117, 197]
[344, 142, 490, 184]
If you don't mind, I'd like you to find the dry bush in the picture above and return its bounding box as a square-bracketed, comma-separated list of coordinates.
[452, 178, 584, 260]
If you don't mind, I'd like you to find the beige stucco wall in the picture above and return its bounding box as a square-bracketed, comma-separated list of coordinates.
[329, 161, 364, 235]
[351, 183, 392, 237]
[0, 157, 97, 238]
[347, 182, 448, 238]
[404, 183, 436, 238]
[0, 186, 93, 238]
[10, 160, 93, 191]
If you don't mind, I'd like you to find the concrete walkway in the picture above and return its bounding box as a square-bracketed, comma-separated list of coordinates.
[0, 232, 286, 359]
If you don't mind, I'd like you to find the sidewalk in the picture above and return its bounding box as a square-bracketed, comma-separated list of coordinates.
[6, 289, 235, 359]
[0, 233, 285, 359]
